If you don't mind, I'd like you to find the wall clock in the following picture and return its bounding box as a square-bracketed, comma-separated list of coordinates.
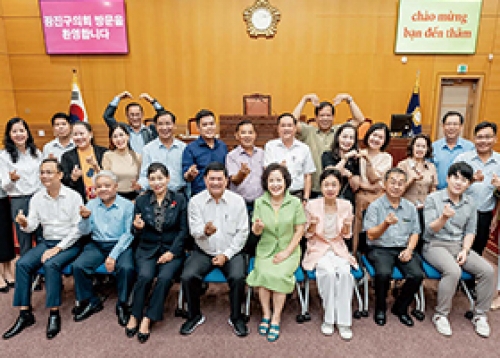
[243, 0, 281, 38]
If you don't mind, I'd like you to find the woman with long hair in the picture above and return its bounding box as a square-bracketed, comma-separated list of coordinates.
[102, 123, 142, 200]
[353, 123, 392, 255]
[61, 121, 107, 202]
[0, 117, 43, 256]
[321, 123, 360, 209]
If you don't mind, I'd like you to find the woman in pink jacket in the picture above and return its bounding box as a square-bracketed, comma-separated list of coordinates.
[303, 168, 356, 340]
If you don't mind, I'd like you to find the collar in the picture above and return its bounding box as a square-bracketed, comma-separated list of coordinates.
[441, 189, 469, 207]
[149, 190, 172, 205]
[469, 150, 499, 164]
[158, 138, 180, 149]
[278, 138, 299, 149]
[315, 127, 336, 135]
[381, 195, 403, 210]
[97, 197, 118, 209]
[236, 145, 257, 156]
[128, 124, 146, 133]
[202, 189, 229, 204]
[196, 136, 219, 148]
[53, 138, 74, 149]
[42, 185, 67, 200]
[261, 190, 294, 207]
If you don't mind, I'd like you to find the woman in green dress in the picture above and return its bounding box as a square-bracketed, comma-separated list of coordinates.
[246, 163, 306, 342]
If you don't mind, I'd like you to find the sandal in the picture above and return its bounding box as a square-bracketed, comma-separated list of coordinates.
[267, 324, 280, 342]
[258, 318, 271, 336]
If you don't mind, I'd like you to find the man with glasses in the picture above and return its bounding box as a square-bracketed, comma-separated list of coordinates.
[432, 111, 474, 190]
[3, 158, 83, 340]
[103, 91, 166, 153]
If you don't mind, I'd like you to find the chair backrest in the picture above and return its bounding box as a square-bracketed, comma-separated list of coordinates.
[243, 93, 271, 115]
[188, 118, 200, 135]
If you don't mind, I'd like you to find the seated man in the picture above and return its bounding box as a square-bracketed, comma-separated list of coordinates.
[363, 167, 424, 327]
[74, 170, 135, 326]
[3, 158, 83, 340]
[181, 162, 249, 337]
[423, 162, 495, 338]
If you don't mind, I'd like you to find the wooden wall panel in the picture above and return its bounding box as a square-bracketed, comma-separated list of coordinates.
[0, 54, 13, 90]
[1, 0, 500, 140]
[0, 18, 7, 53]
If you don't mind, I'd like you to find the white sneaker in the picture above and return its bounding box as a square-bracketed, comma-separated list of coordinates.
[472, 316, 490, 338]
[432, 314, 452, 336]
[321, 322, 334, 336]
[337, 325, 353, 341]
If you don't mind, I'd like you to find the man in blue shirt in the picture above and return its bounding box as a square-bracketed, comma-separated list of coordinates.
[137, 110, 188, 196]
[103, 91, 165, 153]
[454, 121, 500, 256]
[73, 171, 135, 327]
[432, 111, 474, 190]
[182, 109, 228, 196]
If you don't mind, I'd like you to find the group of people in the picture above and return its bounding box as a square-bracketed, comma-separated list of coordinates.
[0, 91, 498, 344]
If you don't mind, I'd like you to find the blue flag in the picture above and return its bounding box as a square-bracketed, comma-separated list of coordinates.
[406, 74, 422, 135]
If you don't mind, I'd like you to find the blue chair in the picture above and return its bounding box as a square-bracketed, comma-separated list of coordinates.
[302, 264, 368, 322]
[31, 264, 73, 291]
[361, 255, 425, 320]
[245, 257, 307, 323]
[420, 258, 475, 319]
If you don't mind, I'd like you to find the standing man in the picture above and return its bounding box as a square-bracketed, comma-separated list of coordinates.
[363, 168, 424, 327]
[137, 110, 188, 196]
[42, 112, 75, 161]
[423, 162, 495, 338]
[3, 158, 83, 340]
[182, 109, 228, 197]
[432, 111, 474, 190]
[293, 93, 364, 197]
[454, 122, 500, 257]
[103, 91, 165, 153]
[73, 171, 135, 326]
[264, 113, 316, 202]
[180, 162, 249, 337]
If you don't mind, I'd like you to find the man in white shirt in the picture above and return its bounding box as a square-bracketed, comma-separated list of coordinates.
[3, 158, 83, 340]
[264, 113, 316, 202]
[42, 113, 75, 161]
[180, 162, 249, 337]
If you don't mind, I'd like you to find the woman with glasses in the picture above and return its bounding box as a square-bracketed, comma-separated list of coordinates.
[0, 117, 43, 256]
[102, 123, 142, 201]
[61, 122, 108, 202]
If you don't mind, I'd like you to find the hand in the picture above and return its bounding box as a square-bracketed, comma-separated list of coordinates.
[341, 168, 353, 179]
[357, 149, 369, 160]
[303, 93, 320, 107]
[473, 170, 484, 183]
[79, 205, 91, 219]
[344, 149, 358, 160]
[490, 214, 498, 234]
[9, 170, 20, 182]
[491, 173, 500, 189]
[105, 257, 116, 273]
[456, 249, 468, 265]
[384, 212, 398, 226]
[131, 179, 142, 191]
[442, 204, 455, 219]
[273, 250, 289, 264]
[409, 169, 423, 182]
[239, 162, 251, 177]
[41, 247, 61, 263]
[185, 164, 199, 181]
[71, 165, 82, 182]
[309, 215, 319, 226]
[204, 222, 217, 237]
[398, 248, 413, 263]
[157, 251, 174, 264]
[340, 216, 353, 236]
[48, 153, 56, 160]
[117, 91, 132, 100]
[139, 93, 154, 103]
[86, 155, 98, 168]
[333, 93, 352, 106]
[252, 218, 265, 235]
[15, 209, 28, 228]
[133, 214, 145, 230]
[280, 160, 287, 168]
[212, 254, 227, 267]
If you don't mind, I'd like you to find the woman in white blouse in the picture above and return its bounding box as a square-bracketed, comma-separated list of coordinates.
[0, 117, 43, 256]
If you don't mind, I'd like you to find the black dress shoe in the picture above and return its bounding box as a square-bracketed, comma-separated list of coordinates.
[125, 326, 138, 338]
[46, 314, 61, 339]
[374, 310, 386, 326]
[228, 318, 248, 337]
[0, 285, 9, 293]
[3, 313, 36, 339]
[116, 304, 130, 327]
[391, 307, 414, 327]
[6, 281, 15, 288]
[180, 315, 205, 335]
[73, 300, 103, 322]
[137, 331, 150, 343]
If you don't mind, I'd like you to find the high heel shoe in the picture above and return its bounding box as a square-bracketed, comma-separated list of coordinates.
[125, 326, 138, 338]
[137, 331, 150, 343]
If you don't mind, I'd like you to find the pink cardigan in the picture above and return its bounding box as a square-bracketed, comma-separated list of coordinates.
[302, 197, 358, 270]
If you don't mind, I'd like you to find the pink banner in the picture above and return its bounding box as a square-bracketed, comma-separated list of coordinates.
[39, 0, 128, 54]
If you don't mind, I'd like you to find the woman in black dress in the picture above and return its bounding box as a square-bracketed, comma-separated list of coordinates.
[0, 187, 16, 292]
